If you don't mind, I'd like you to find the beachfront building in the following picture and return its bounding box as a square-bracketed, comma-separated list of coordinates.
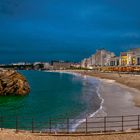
[51, 61, 71, 70]
[120, 52, 128, 66]
[120, 48, 140, 66]
[70, 62, 81, 68]
[132, 48, 140, 65]
[104, 52, 116, 66]
[127, 51, 136, 65]
[109, 57, 120, 66]
[43, 62, 51, 70]
[81, 49, 115, 68]
[91, 54, 96, 66]
[94, 49, 104, 66]
[81, 58, 87, 68]
[119, 48, 140, 66]
[86, 58, 93, 69]
[94, 49, 115, 66]
[81, 58, 93, 69]
[81, 48, 140, 68]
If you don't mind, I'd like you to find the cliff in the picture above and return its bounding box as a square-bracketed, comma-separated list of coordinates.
[0, 69, 30, 96]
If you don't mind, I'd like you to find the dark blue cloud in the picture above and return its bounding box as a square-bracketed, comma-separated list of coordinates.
[0, 0, 140, 63]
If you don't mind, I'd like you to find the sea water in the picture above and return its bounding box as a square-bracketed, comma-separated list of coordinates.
[0, 71, 102, 131]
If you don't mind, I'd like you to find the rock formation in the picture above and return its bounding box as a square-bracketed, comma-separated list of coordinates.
[0, 69, 30, 95]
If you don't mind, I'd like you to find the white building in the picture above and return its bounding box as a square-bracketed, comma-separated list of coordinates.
[43, 63, 50, 69]
[81, 58, 87, 68]
[94, 49, 115, 66]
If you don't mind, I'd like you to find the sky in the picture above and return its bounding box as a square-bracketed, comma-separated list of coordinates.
[0, 0, 140, 63]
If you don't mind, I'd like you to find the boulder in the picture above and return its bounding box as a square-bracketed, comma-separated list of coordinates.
[0, 69, 30, 95]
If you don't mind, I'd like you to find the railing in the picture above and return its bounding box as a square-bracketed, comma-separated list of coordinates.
[1, 115, 140, 134]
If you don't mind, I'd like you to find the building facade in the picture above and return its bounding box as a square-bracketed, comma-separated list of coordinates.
[94, 49, 115, 66]
[120, 52, 127, 66]
[133, 48, 140, 65]
[127, 51, 136, 65]
[120, 48, 140, 66]
[81, 48, 140, 68]
[51, 61, 71, 70]
[109, 57, 120, 66]
[81, 58, 87, 68]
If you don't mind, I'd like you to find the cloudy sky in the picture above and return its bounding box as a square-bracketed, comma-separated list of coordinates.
[0, 0, 140, 63]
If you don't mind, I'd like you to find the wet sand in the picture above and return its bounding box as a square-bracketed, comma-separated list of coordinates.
[100, 79, 140, 116]
[72, 71, 140, 107]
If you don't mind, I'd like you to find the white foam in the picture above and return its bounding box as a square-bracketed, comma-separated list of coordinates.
[89, 84, 105, 118]
[70, 80, 105, 132]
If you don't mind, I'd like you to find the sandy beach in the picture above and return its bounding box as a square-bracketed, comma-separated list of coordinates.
[1, 130, 140, 140]
[68, 71, 140, 133]
[73, 71, 140, 107]
[100, 79, 140, 116]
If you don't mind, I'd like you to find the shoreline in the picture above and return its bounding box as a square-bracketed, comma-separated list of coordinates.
[47, 69, 140, 108]
[47, 70, 140, 132]
[46, 70, 105, 131]
[86, 71, 140, 107]
[71, 70, 140, 131]
[49, 70, 140, 107]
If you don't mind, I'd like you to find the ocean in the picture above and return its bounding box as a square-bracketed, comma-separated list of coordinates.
[0, 70, 102, 131]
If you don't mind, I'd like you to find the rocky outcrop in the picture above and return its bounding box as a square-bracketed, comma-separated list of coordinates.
[0, 69, 30, 96]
